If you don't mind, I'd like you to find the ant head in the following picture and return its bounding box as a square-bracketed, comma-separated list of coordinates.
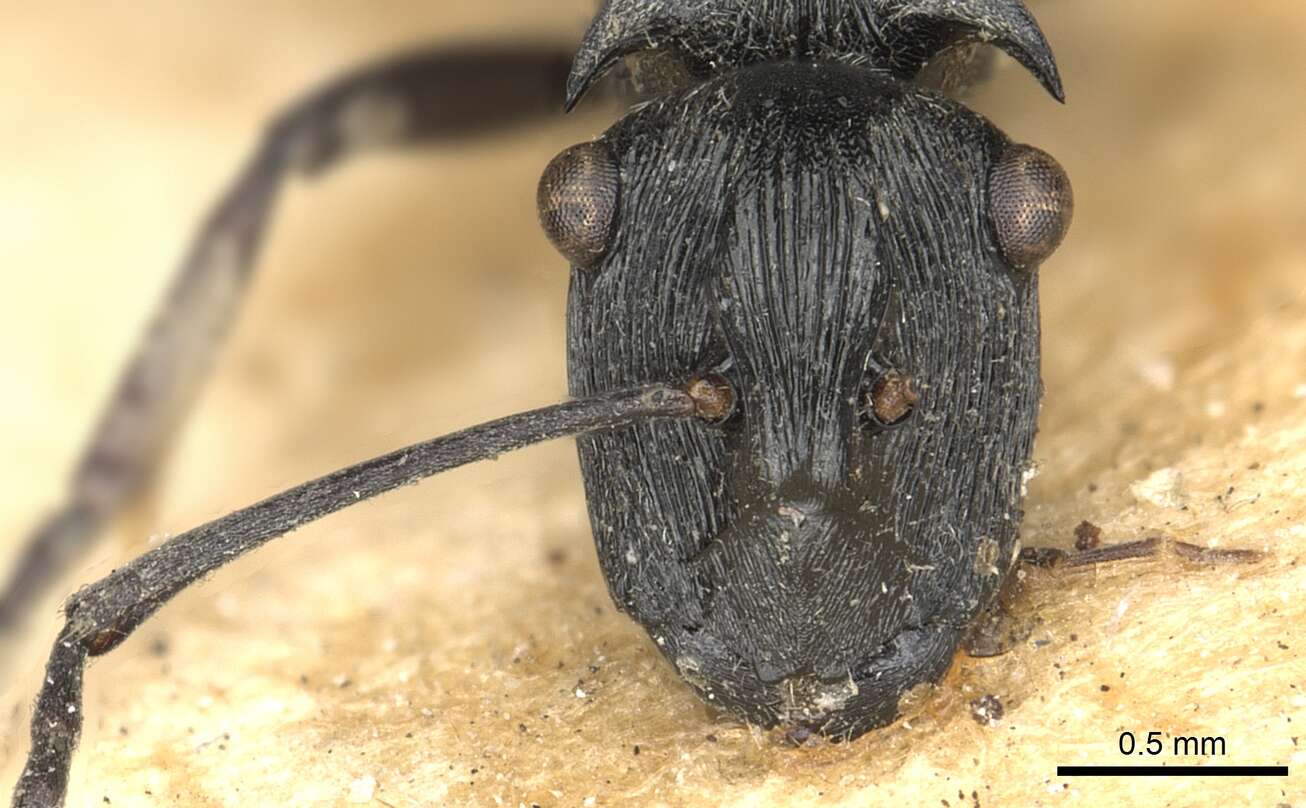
[563, 61, 1062, 735]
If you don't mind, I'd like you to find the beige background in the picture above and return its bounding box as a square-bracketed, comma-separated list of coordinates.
[2, 1, 1303, 806]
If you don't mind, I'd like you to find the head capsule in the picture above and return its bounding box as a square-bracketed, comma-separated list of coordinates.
[560, 0, 1070, 739]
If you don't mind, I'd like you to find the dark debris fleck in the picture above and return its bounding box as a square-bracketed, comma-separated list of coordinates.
[969, 695, 1004, 726]
[1073, 520, 1102, 551]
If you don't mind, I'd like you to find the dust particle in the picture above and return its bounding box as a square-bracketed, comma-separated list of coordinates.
[1073, 520, 1102, 551]
[969, 695, 1005, 726]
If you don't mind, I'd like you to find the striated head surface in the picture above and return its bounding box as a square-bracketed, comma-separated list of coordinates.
[567, 60, 1055, 736]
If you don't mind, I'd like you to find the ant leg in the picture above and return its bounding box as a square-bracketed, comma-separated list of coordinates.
[0, 44, 575, 644]
[965, 535, 1262, 657]
[10, 382, 702, 808]
[1018, 535, 1264, 568]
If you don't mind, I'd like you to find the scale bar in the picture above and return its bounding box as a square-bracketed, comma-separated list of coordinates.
[1057, 765, 1287, 777]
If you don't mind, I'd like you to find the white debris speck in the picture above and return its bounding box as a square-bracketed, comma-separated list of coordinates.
[574, 686, 588, 699]
[332, 673, 352, 688]
[1021, 463, 1041, 496]
[625, 549, 639, 564]
[347, 775, 377, 803]
[778, 504, 809, 527]
[1113, 595, 1132, 625]
[381, 637, 398, 653]
[583, 797, 597, 807]
[1295, 383, 1306, 399]
[1130, 467, 1186, 509]
[1205, 400, 1228, 418]
[1137, 357, 1176, 391]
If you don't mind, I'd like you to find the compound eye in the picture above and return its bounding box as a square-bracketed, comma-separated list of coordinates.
[537, 140, 621, 268]
[988, 144, 1073, 269]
